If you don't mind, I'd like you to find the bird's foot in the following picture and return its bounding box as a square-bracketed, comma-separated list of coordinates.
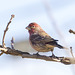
[33, 52, 39, 56]
[51, 53, 58, 58]
[36, 52, 39, 56]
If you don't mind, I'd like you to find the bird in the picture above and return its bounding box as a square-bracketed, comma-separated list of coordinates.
[26, 22, 67, 57]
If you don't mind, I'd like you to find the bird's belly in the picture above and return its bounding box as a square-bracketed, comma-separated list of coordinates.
[31, 43, 54, 52]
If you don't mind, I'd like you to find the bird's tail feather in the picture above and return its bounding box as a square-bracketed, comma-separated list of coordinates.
[57, 44, 68, 50]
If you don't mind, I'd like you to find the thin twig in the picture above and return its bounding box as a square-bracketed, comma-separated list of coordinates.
[11, 37, 15, 49]
[70, 47, 74, 58]
[2, 14, 15, 47]
[0, 52, 3, 56]
[69, 29, 75, 34]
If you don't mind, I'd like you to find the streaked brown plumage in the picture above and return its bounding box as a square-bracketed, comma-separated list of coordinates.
[26, 22, 66, 56]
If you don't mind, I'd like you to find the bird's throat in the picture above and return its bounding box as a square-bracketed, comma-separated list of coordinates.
[29, 29, 36, 35]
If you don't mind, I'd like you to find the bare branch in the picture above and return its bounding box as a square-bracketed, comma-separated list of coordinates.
[0, 46, 75, 65]
[2, 15, 15, 47]
[70, 47, 74, 58]
[0, 48, 8, 52]
[69, 29, 75, 34]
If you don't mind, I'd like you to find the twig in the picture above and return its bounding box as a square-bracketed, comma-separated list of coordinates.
[0, 48, 7, 52]
[0, 46, 75, 65]
[70, 47, 74, 58]
[2, 15, 15, 47]
[0, 51, 3, 56]
[0, 45, 5, 55]
[69, 29, 75, 34]
[11, 37, 15, 49]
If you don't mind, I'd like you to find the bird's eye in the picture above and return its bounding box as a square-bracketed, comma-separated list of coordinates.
[31, 26, 35, 28]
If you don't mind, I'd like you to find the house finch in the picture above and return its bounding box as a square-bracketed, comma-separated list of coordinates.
[26, 22, 67, 56]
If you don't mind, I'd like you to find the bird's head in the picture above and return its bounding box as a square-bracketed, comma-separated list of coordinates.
[26, 22, 42, 35]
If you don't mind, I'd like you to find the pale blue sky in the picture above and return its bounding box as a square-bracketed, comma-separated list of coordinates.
[0, 0, 75, 75]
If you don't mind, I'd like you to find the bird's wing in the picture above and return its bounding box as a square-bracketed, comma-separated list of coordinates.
[30, 34, 64, 49]
[30, 34, 58, 45]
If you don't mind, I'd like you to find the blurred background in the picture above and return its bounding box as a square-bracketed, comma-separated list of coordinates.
[0, 0, 75, 75]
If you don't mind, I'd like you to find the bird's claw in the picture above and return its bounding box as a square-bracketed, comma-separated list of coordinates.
[36, 52, 39, 56]
[50, 53, 58, 58]
[52, 54, 56, 58]
[33, 52, 39, 56]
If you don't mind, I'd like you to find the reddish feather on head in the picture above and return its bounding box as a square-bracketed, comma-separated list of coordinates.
[28, 22, 41, 28]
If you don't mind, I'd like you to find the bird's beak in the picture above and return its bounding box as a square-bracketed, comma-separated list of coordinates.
[25, 26, 31, 30]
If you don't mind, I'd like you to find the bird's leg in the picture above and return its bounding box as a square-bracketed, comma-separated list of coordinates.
[36, 52, 39, 56]
[33, 52, 39, 56]
[51, 51, 56, 58]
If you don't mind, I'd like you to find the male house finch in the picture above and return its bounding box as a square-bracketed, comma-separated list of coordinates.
[26, 22, 67, 56]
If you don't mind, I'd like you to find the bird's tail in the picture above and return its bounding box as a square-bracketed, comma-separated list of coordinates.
[57, 44, 68, 50]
